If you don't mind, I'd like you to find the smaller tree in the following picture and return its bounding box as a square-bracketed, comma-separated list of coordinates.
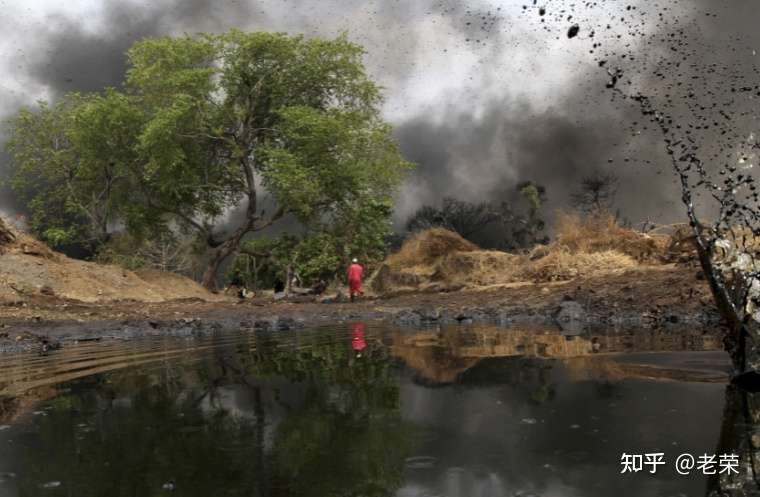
[501, 181, 549, 250]
[570, 171, 619, 214]
[95, 231, 202, 276]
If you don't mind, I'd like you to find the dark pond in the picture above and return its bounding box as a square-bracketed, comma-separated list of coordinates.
[0, 324, 755, 497]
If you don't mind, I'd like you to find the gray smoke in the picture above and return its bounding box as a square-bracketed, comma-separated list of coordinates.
[0, 0, 266, 215]
[20, 0, 266, 98]
[393, 88, 678, 228]
[1, 0, 755, 229]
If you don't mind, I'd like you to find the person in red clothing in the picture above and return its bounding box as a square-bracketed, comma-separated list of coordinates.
[347, 258, 364, 302]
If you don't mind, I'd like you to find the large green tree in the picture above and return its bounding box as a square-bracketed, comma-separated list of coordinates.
[6, 31, 411, 288]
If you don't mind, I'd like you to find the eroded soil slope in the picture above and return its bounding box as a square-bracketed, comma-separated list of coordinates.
[0, 218, 227, 303]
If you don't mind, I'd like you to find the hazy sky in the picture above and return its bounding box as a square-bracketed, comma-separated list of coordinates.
[0, 0, 748, 226]
[0, 1, 602, 107]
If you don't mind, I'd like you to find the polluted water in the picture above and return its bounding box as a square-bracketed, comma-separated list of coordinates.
[0, 324, 742, 497]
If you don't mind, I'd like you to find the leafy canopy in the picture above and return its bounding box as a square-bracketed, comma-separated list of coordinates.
[6, 31, 411, 283]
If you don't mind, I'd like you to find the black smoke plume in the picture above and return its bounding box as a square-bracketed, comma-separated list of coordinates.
[3, 0, 756, 230]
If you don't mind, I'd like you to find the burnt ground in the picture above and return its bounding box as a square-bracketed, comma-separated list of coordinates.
[0, 263, 721, 354]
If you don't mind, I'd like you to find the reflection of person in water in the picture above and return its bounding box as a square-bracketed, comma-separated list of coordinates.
[351, 323, 367, 358]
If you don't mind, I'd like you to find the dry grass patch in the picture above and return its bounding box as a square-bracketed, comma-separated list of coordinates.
[369, 214, 668, 295]
[553, 212, 664, 262]
[386, 228, 478, 268]
[440, 250, 525, 287]
[523, 247, 638, 282]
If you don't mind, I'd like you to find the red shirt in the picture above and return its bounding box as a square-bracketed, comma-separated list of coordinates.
[347, 263, 363, 283]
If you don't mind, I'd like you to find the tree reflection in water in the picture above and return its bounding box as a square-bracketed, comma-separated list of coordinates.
[708, 386, 760, 497]
[5, 324, 760, 496]
[13, 328, 413, 497]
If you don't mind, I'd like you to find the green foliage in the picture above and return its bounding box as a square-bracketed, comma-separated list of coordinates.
[5, 96, 94, 248]
[229, 197, 395, 287]
[518, 181, 544, 214]
[226, 237, 282, 289]
[510, 181, 549, 249]
[5, 90, 153, 249]
[5, 30, 411, 285]
[260, 107, 407, 223]
[287, 234, 344, 282]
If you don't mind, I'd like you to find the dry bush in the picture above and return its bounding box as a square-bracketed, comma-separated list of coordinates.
[370, 215, 663, 295]
[95, 232, 201, 276]
[438, 250, 525, 286]
[523, 247, 637, 282]
[386, 228, 478, 268]
[657, 223, 760, 264]
[369, 229, 489, 294]
[553, 211, 662, 262]
[659, 223, 698, 262]
[521, 212, 654, 282]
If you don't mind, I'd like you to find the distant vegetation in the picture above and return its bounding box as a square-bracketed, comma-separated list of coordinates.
[405, 182, 549, 251]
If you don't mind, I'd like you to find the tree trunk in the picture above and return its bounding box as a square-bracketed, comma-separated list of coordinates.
[198, 154, 264, 291]
[284, 264, 293, 296]
[252, 257, 259, 290]
[201, 240, 239, 291]
[692, 231, 760, 386]
[197, 155, 284, 291]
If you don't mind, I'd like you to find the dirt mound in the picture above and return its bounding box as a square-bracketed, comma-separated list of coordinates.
[386, 228, 478, 266]
[369, 229, 503, 294]
[0, 217, 59, 260]
[0, 218, 227, 303]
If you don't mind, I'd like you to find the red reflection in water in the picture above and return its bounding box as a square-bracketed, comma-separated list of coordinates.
[351, 323, 367, 356]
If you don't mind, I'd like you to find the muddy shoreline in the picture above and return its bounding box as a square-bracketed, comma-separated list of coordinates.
[0, 265, 722, 354]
